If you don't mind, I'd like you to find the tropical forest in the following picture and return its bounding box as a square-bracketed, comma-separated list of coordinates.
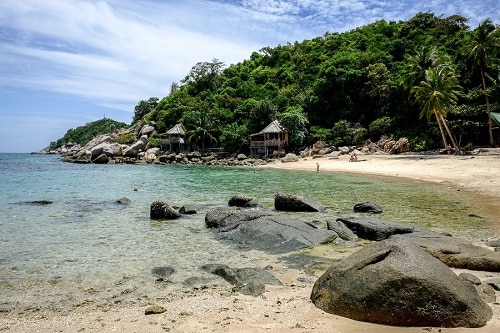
[52, 12, 500, 154]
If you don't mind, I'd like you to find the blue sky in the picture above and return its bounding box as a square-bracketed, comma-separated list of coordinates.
[0, 0, 498, 152]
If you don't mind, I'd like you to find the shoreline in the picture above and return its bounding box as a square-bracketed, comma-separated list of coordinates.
[1, 153, 499, 332]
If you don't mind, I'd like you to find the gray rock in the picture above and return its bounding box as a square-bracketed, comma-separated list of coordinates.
[140, 125, 155, 137]
[24, 200, 53, 205]
[237, 153, 247, 160]
[205, 208, 271, 229]
[144, 305, 166, 315]
[228, 193, 256, 207]
[179, 204, 198, 215]
[89, 142, 108, 159]
[485, 239, 500, 248]
[116, 197, 130, 205]
[150, 200, 181, 220]
[353, 202, 383, 214]
[275, 192, 326, 212]
[485, 277, 500, 291]
[151, 266, 175, 278]
[102, 143, 123, 157]
[337, 217, 414, 241]
[280, 153, 299, 163]
[123, 135, 148, 157]
[239, 281, 266, 296]
[459, 272, 482, 285]
[311, 236, 492, 328]
[211, 212, 337, 253]
[92, 153, 109, 164]
[402, 231, 500, 272]
[326, 219, 358, 241]
[201, 265, 281, 297]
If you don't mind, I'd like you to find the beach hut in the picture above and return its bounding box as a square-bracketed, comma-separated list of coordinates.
[249, 120, 288, 158]
[160, 123, 186, 152]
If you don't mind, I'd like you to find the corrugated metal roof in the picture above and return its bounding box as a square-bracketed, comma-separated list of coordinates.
[166, 123, 186, 135]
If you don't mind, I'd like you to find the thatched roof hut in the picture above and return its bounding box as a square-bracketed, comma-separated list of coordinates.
[249, 120, 288, 158]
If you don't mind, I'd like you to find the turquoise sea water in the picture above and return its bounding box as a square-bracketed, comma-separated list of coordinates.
[0, 153, 496, 314]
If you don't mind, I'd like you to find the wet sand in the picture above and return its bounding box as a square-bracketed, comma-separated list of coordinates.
[1, 153, 499, 332]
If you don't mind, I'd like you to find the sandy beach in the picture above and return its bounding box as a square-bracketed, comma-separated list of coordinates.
[1, 152, 499, 333]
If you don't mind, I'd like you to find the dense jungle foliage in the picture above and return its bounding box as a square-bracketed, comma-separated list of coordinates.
[50, 13, 497, 153]
[49, 118, 128, 149]
[133, 12, 499, 153]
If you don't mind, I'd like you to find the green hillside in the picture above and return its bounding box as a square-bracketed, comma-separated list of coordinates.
[49, 118, 128, 149]
[136, 12, 499, 152]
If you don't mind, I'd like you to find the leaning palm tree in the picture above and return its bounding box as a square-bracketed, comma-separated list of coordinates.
[469, 18, 500, 146]
[411, 64, 463, 151]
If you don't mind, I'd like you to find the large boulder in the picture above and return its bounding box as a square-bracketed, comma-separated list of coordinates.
[140, 125, 155, 137]
[150, 200, 180, 220]
[280, 153, 299, 163]
[206, 209, 337, 253]
[311, 236, 492, 328]
[102, 143, 123, 157]
[92, 153, 109, 164]
[274, 192, 326, 212]
[123, 135, 148, 157]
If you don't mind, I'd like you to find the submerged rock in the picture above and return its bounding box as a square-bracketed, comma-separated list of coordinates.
[150, 200, 180, 220]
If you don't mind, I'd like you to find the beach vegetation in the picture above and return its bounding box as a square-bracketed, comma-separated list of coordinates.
[468, 19, 500, 147]
[411, 63, 463, 149]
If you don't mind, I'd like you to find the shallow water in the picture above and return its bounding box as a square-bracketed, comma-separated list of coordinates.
[0, 153, 497, 314]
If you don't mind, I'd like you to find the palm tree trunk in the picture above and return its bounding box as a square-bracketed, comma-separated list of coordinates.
[439, 114, 459, 151]
[434, 110, 448, 148]
[480, 66, 494, 146]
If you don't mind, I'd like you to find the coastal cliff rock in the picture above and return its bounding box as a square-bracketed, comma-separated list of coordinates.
[311, 236, 493, 328]
[123, 135, 149, 157]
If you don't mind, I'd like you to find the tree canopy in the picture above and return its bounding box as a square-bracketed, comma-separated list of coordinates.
[133, 12, 500, 152]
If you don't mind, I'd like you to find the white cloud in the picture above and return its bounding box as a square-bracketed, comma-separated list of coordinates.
[0, 0, 498, 152]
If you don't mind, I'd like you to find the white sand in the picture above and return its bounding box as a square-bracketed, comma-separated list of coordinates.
[2, 153, 499, 333]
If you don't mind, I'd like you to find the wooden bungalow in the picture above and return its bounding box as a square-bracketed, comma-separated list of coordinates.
[160, 123, 187, 153]
[249, 120, 288, 158]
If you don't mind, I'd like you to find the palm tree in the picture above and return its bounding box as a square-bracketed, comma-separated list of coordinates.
[184, 109, 218, 151]
[401, 46, 440, 90]
[411, 64, 463, 150]
[469, 18, 500, 146]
